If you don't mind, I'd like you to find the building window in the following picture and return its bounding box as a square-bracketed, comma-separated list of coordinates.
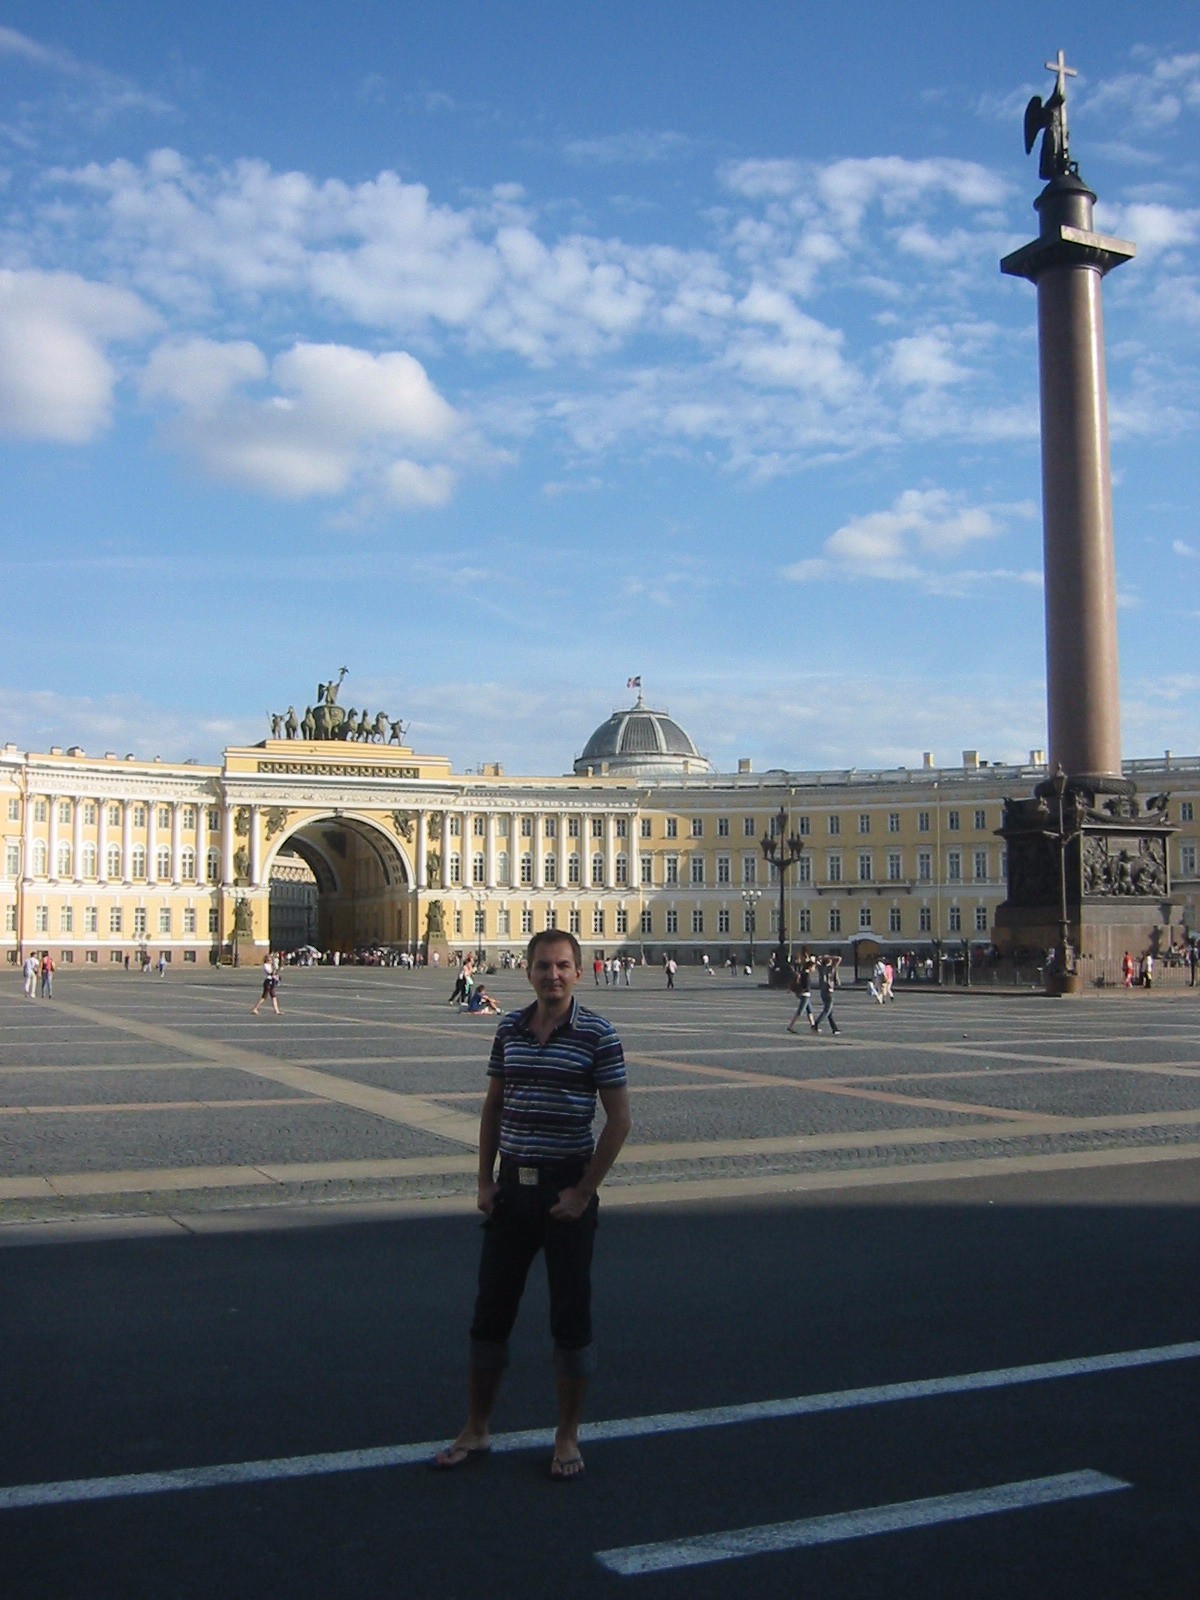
[159, 908, 171, 935]
[796, 906, 810, 933]
[543, 907, 557, 931]
[5, 843, 17, 877]
[591, 853, 605, 886]
[1180, 843, 1196, 876]
[79, 842, 96, 878]
[742, 907, 755, 934]
[615, 818, 627, 838]
[973, 851, 988, 883]
[497, 909, 511, 936]
[57, 842, 72, 877]
[449, 853, 462, 884]
[888, 812, 900, 833]
[797, 855, 811, 883]
[84, 906, 98, 933]
[59, 800, 73, 824]
[474, 906, 486, 936]
[827, 854, 842, 883]
[157, 806, 171, 829]
[209, 909, 219, 934]
[691, 818, 703, 838]
[975, 906, 989, 932]
[519, 853, 532, 885]
[616, 907, 628, 934]
[472, 852, 486, 884]
[947, 811, 960, 831]
[34, 799, 47, 822]
[207, 809, 219, 831]
[947, 852, 962, 883]
[639, 818, 651, 839]
[666, 909, 678, 934]
[35, 904, 48, 932]
[828, 906, 841, 933]
[182, 807, 196, 828]
[692, 908, 704, 934]
[518, 817, 531, 838]
[133, 805, 146, 827]
[131, 846, 146, 879]
[858, 853, 872, 882]
[859, 904, 872, 928]
[454, 909, 463, 935]
[569, 854, 582, 885]
[887, 852, 902, 881]
[665, 817, 678, 839]
[640, 908, 653, 934]
[473, 815, 486, 837]
[32, 842, 47, 876]
[1181, 802, 1194, 823]
[60, 905, 74, 933]
[181, 847, 195, 879]
[690, 856, 704, 886]
[568, 909, 580, 935]
[919, 906, 932, 932]
[107, 844, 122, 879]
[718, 817, 729, 837]
[949, 905, 962, 931]
[567, 816, 581, 839]
[544, 854, 557, 885]
[828, 815, 840, 835]
[206, 847, 220, 882]
[742, 856, 756, 886]
[918, 851, 932, 882]
[496, 851, 510, 885]
[592, 907, 605, 935]
[717, 855, 731, 885]
[6, 798, 18, 821]
[665, 856, 679, 886]
[521, 909, 534, 935]
[156, 847, 171, 879]
[797, 815, 810, 836]
[739, 817, 754, 838]
[717, 908, 730, 933]
[889, 905, 902, 932]
[133, 907, 147, 937]
[974, 809, 987, 830]
[615, 854, 628, 886]
[183, 908, 196, 934]
[858, 813, 871, 834]
[918, 811, 930, 833]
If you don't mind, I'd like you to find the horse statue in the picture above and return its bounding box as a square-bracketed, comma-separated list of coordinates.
[368, 711, 389, 742]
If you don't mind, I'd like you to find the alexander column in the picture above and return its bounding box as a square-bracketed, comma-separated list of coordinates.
[995, 52, 1176, 984]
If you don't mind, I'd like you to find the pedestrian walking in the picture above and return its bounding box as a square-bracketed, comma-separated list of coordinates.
[664, 956, 677, 989]
[786, 957, 818, 1033]
[868, 958, 886, 1004]
[431, 930, 631, 1482]
[39, 952, 55, 999]
[22, 953, 36, 999]
[252, 955, 281, 1015]
[812, 954, 841, 1035]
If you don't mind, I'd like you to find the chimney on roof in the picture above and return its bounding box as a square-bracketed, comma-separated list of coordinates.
[922, 752, 934, 768]
[962, 749, 979, 769]
[738, 758, 752, 773]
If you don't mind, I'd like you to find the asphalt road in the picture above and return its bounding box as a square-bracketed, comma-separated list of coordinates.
[2, 1157, 1197, 1599]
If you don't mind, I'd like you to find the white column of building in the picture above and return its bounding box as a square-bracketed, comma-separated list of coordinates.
[96, 797, 108, 883]
[170, 803, 183, 884]
[195, 804, 207, 885]
[146, 802, 158, 885]
[441, 812, 452, 891]
[72, 798, 84, 882]
[558, 816, 570, 889]
[122, 802, 134, 883]
[605, 812, 618, 889]
[534, 812, 546, 890]
[47, 794, 60, 880]
[23, 789, 36, 882]
[249, 805, 262, 887]
[221, 804, 235, 885]
[629, 813, 641, 890]
[486, 812, 497, 889]
[416, 812, 428, 890]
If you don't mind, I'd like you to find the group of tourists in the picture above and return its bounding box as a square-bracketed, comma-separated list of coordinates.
[21, 952, 55, 999]
[785, 953, 843, 1035]
[592, 955, 635, 987]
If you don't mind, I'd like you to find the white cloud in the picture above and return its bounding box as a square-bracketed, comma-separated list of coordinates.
[562, 130, 693, 165]
[141, 337, 462, 502]
[885, 333, 967, 389]
[786, 489, 1017, 586]
[1083, 51, 1200, 131]
[0, 269, 157, 442]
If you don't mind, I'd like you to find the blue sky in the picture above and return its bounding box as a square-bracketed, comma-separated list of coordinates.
[1, 1, 1198, 775]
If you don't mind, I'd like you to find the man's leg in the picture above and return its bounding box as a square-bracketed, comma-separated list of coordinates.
[544, 1197, 598, 1478]
[434, 1200, 539, 1465]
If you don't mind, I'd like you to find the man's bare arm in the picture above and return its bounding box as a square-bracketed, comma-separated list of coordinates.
[476, 1076, 504, 1213]
[550, 1083, 632, 1219]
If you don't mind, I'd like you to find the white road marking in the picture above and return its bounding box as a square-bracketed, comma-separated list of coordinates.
[595, 1470, 1131, 1575]
[0, 1339, 1193, 1512]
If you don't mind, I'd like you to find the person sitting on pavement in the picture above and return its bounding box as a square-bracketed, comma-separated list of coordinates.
[465, 985, 500, 1015]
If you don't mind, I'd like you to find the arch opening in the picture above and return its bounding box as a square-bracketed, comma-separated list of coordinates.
[268, 816, 413, 953]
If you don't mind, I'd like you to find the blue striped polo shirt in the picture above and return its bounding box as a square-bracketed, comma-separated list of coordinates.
[488, 997, 627, 1162]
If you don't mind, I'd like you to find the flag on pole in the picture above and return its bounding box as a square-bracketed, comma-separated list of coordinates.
[626, 675, 641, 688]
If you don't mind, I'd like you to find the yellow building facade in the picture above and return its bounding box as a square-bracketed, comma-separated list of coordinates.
[2, 708, 1197, 970]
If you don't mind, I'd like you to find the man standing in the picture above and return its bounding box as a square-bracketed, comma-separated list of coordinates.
[812, 954, 841, 1035]
[22, 953, 36, 1000]
[433, 930, 631, 1481]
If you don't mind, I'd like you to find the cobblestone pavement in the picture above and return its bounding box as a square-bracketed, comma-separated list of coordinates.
[1, 966, 1198, 1235]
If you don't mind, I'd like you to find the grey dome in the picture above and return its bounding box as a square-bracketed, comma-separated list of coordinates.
[574, 695, 712, 777]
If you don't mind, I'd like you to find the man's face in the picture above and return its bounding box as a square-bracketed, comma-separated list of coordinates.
[528, 939, 582, 1006]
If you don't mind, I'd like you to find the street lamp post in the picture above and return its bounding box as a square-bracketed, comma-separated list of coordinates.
[761, 805, 806, 986]
[741, 888, 761, 970]
[472, 890, 486, 966]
